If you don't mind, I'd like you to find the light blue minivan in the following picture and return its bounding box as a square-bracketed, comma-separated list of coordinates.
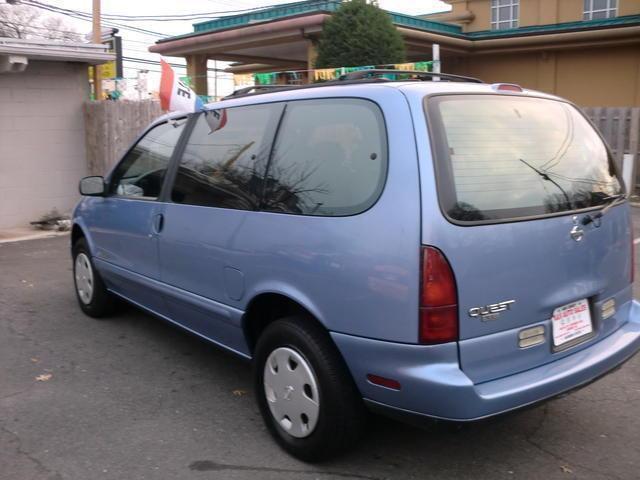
[72, 71, 640, 461]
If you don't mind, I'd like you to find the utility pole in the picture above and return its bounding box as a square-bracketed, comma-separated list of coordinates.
[92, 0, 102, 100]
[213, 60, 218, 101]
[432, 44, 441, 82]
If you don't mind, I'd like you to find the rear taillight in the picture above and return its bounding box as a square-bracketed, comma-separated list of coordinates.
[419, 246, 458, 344]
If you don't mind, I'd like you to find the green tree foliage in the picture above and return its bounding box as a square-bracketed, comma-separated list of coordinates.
[315, 0, 406, 68]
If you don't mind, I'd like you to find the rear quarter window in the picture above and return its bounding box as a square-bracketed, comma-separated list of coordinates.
[426, 95, 622, 224]
[262, 98, 387, 216]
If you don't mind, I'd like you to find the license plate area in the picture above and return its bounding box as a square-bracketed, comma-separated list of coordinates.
[551, 299, 595, 352]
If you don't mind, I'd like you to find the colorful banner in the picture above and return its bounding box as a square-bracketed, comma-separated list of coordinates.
[254, 72, 278, 85]
[313, 68, 336, 81]
[245, 61, 433, 86]
[234, 73, 254, 86]
[394, 62, 416, 71]
[414, 61, 432, 72]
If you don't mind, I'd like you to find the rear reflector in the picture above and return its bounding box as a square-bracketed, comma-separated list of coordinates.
[366, 374, 401, 391]
[420, 247, 458, 344]
[602, 298, 616, 320]
[518, 325, 546, 348]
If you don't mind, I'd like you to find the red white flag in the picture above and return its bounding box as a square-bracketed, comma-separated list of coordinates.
[159, 58, 226, 133]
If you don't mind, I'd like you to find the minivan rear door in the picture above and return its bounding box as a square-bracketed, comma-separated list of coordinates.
[421, 93, 632, 384]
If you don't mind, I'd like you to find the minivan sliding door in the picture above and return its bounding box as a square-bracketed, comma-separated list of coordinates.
[157, 103, 284, 353]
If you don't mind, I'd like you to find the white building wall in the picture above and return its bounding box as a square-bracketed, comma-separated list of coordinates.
[0, 60, 88, 229]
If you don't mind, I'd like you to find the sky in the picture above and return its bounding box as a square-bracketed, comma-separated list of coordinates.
[4, 0, 451, 97]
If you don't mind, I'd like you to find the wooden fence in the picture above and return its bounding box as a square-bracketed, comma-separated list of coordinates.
[584, 107, 640, 190]
[83, 101, 640, 191]
[84, 100, 163, 176]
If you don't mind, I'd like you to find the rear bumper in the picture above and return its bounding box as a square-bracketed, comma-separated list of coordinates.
[331, 300, 640, 422]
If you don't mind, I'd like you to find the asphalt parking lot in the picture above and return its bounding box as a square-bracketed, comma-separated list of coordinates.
[2, 208, 640, 480]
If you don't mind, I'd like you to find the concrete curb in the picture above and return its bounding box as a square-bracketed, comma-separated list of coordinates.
[0, 230, 70, 244]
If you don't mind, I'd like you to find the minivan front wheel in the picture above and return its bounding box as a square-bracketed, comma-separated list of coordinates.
[254, 316, 365, 461]
[72, 238, 115, 318]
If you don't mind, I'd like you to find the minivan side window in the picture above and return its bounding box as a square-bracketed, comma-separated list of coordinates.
[262, 99, 387, 216]
[170, 104, 282, 210]
[109, 120, 186, 199]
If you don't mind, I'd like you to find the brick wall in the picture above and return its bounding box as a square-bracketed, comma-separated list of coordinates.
[0, 60, 89, 229]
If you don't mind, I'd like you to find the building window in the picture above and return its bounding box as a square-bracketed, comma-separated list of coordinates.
[584, 0, 617, 20]
[491, 0, 519, 30]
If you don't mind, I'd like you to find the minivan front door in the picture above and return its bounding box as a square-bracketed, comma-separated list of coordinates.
[85, 120, 186, 312]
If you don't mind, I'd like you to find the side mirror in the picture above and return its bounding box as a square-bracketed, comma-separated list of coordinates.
[79, 176, 106, 196]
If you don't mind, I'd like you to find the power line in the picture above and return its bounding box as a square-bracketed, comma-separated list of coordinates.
[21, 0, 168, 37]
[120, 65, 233, 79]
[0, 22, 167, 53]
[122, 56, 232, 74]
[4, 1, 240, 77]
[0, 22, 232, 75]
[22, 0, 324, 22]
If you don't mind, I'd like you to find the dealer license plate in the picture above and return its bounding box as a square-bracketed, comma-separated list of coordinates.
[551, 299, 593, 349]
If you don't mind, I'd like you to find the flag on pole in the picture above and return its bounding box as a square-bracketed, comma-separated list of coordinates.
[159, 58, 227, 133]
[159, 59, 203, 113]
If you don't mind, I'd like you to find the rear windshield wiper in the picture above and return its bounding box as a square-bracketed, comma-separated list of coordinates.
[519, 158, 572, 209]
[582, 194, 626, 226]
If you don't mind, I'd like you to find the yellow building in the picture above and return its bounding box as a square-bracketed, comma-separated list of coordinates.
[427, 0, 640, 106]
[150, 0, 640, 106]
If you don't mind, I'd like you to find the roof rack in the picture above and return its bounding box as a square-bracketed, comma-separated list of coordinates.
[339, 69, 482, 83]
[222, 70, 483, 99]
[224, 84, 298, 98]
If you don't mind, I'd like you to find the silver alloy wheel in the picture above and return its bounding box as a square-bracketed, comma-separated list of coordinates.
[74, 253, 94, 305]
[263, 347, 320, 438]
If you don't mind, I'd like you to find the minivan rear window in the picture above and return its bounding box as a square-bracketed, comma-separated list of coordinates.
[427, 95, 622, 223]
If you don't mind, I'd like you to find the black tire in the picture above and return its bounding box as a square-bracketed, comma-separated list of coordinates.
[72, 238, 116, 318]
[253, 316, 366, 462]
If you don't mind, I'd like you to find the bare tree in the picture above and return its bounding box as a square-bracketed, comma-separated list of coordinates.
[41, 16, 82, 42]
[0, 3, 81, 42]
[0, 4, 40, 38]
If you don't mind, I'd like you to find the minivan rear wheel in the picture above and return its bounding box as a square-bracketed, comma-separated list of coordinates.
[72, 238, 116, 318]
[253, 316, 365, 461]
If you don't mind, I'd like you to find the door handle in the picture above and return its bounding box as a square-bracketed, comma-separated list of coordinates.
[151, 213, 164, 235]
